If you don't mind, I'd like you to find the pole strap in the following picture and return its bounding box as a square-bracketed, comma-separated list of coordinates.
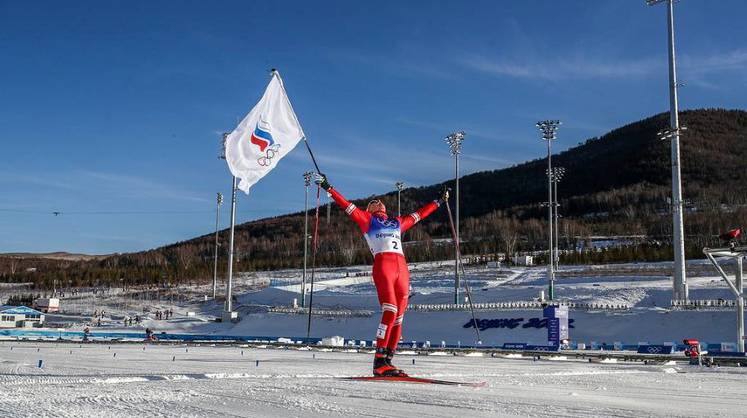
[306, 184, 322, 339]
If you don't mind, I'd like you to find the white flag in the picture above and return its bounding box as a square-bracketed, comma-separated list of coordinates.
[225, 71, 305, 193]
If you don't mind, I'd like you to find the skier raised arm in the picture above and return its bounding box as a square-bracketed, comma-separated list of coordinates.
[316, 173, 448, 377]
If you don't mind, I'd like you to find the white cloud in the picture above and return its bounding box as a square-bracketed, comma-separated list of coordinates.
[78, 170, 210, 203]
[463, 48, 747, 85]
[678, 49, 747, 90]
[323, 48, 457, 80]
[681, 49, 747, 74]
[462, 54, 662, 81]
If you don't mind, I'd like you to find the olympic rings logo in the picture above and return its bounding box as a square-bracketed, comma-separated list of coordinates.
[257, 144, 281, 167]
[647, 346, 662, 354]
[376, 218, 398, 228]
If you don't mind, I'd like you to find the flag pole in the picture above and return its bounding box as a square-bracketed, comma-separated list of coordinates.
[220, 132, 238, 323]
[303, 139, 321, 174]
[271, 69, 323, 174]
[225, 175, 237, 318]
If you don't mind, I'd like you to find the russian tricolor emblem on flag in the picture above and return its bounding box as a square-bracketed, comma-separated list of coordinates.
[250, 120, 275, 152]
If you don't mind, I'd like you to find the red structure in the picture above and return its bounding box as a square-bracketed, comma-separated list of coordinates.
[683, 339, 701, 364]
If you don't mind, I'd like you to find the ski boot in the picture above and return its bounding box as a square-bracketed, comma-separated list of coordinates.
[372, 348, 408, 377]
[385, 348, 409, 377]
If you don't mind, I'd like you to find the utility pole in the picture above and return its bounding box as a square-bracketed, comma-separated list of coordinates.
[301, 171, 313, 308]
[648, 0, 688, 301]
[395, 181, 405, 217]
[212, 192, 223, 299]
[445, 131, 466, 304]
[537, 120, 561, 300]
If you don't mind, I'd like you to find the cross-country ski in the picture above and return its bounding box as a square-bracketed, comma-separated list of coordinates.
[340, 375, 487, 387]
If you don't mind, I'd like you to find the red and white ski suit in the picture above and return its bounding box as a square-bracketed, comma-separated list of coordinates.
[329, 188, 440, 353]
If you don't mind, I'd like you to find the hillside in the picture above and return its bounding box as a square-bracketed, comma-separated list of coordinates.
[3, 108, 746, 288]
[0, 252, 108, 261]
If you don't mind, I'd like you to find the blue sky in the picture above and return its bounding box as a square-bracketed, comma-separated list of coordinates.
[0, 0, 745, 254]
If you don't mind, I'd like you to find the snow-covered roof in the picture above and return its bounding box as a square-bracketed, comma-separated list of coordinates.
[1, 306, 43, 315]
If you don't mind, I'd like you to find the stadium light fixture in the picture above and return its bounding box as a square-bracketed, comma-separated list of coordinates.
[395, 181, 405, 217]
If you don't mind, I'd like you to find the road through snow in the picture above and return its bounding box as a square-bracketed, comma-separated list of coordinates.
[0, 342, 744, 417]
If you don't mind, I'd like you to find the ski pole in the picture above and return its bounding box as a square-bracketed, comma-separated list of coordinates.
[305, 183, 322, 340]
[443, 190, 482, 344]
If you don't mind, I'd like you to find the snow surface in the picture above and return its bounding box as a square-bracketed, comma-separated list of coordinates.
[1, 341, 745, 418]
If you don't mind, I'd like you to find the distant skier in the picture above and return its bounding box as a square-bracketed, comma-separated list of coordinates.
[719, 227, 742, 248]
[316, 174, 447, 376]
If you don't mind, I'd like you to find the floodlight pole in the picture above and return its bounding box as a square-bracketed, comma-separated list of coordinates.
[537, 120, 560, 300]
[547, 138, 554, 299]
[301, 171, 313, 308]
[212, 192, 223, 299]
[648, 0, 688, 301]
[554, 171, 560, 270]
[395, 181, 405, 217]
[445, 132, 466, 304]
[738, 256, 745, 352]
[553, 168, 565, 271]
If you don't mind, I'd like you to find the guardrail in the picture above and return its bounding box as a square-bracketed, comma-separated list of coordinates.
[671, 299, 739, 309]
[268, 307, 373, 317]
[408, 301, 630, 312]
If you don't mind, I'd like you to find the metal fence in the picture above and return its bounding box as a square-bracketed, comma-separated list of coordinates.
[671, 299, 739, 309]
[268, 307, 374, 317]
[408, 301, 630, 312]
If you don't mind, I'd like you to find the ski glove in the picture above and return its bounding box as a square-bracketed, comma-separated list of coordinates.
[315, 173, 332, 191]
[437, 187, 450, 205]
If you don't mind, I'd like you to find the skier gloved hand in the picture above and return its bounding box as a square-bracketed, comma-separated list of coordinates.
[437, 187, 450, 205]
[315, 173, 332, 191]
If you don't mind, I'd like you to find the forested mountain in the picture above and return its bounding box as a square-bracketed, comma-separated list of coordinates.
[3, 108, 746, 288]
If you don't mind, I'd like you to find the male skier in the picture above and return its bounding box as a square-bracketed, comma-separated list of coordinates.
[316, 174, 448, 376]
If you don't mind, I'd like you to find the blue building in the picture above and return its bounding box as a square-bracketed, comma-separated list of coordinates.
[0, 306, 45, 328]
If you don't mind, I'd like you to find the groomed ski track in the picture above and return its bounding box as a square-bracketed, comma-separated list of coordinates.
[1, 341, 745, 417]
